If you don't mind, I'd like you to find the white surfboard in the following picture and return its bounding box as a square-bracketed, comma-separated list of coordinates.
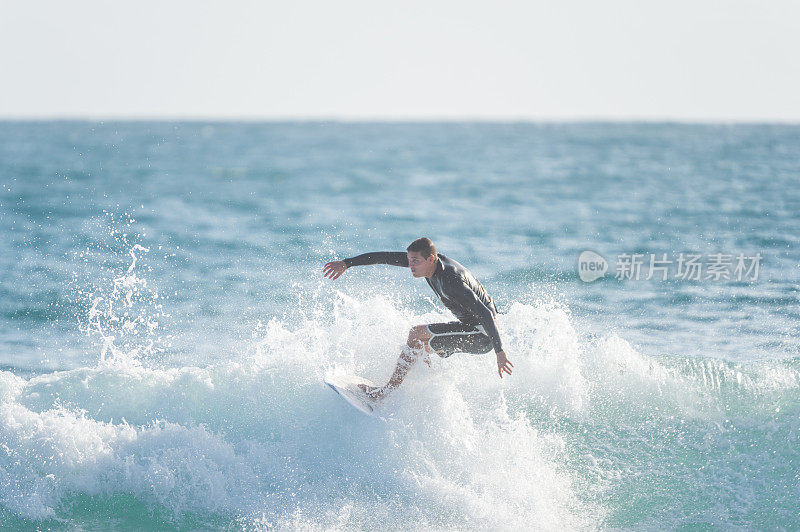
[324, 374, 379, 416]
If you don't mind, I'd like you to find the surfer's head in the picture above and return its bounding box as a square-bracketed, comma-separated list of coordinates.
[407, 237, 438, 278]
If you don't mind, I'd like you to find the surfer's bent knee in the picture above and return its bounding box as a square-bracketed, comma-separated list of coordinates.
[406, 325, 431, 351]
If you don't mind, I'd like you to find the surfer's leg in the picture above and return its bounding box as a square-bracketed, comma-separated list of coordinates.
[390, 325, 432, 383]
[409, 323, 435, 366]
[362, 325, 432, 399]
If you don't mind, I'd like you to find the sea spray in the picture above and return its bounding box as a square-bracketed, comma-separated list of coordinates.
[78, 243, 168, 366]
[1, 291, 604, 529]
[4, 282, 800, 528]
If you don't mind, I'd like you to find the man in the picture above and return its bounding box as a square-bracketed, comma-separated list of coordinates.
[322, 237, 512, 400]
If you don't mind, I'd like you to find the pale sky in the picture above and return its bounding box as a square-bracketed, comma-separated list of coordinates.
[1, 0, 798, 121]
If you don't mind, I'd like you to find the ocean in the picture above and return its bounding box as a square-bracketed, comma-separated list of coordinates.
[1, 121, 798, 529]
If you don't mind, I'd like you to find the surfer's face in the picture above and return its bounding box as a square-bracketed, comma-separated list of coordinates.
[407, 251, 435, 278]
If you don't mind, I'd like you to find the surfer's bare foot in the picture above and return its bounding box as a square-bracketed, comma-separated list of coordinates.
[358, 384, 387, 400]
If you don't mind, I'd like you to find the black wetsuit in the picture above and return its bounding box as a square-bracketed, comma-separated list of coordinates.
[342, 252, 504, 355]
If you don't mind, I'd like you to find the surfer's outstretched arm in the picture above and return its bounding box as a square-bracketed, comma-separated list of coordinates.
[324, 252, 409, 280]
[344, 252, 409, 268]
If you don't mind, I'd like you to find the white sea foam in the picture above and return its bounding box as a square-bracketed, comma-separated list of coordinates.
[0, 296, 606, 528]
[2, 294, 798, 528]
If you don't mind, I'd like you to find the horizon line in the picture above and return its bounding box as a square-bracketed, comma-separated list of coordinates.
[1, 115, 799, 125]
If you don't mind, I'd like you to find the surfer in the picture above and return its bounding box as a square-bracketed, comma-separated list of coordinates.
[323, 237, 512, 400]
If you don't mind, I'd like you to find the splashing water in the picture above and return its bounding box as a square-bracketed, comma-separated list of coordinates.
[2, 273, 799, 529]
[81, 244, 167, 366]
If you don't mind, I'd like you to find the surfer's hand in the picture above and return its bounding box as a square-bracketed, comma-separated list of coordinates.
[496, 350, 513, 378]
[323, 260, 348, 280]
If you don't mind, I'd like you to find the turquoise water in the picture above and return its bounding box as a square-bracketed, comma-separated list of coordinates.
[1, 121, 798, 529]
